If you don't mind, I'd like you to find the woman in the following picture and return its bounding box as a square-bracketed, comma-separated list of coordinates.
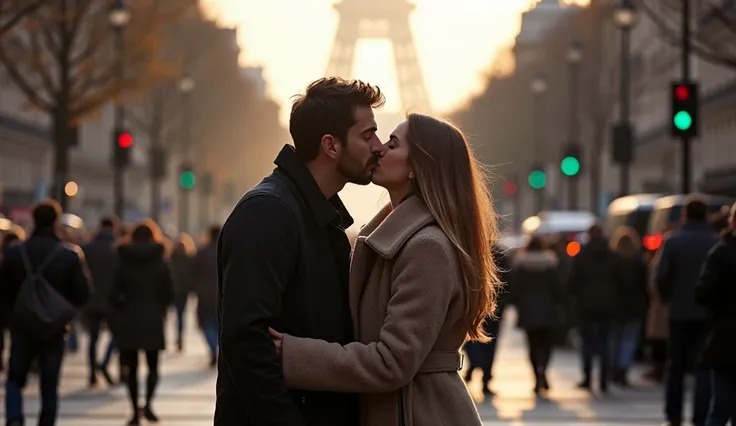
[110, 220, 175, 425]
[509, 236, 564, 394]
[170, 233, 196, 352]
[608, 226, 648, 386]
[271, 114, 500, 426]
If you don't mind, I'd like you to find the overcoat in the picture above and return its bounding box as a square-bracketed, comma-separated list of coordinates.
[282, 195, 483, 426]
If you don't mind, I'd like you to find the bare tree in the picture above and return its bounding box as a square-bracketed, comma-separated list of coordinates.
[639, 0, 736, 69]
[0, 0, 48, 36]
[0, 0, 190, 209]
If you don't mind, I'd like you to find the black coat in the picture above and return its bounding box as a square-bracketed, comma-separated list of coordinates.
[81, 232, 117, 316]
[696, 234, 736, 371]
[215, 145, 358, 426]
[615, 255, 648, 320]
[110, 243, 175, 351]
[171, 251, 195, 309]
[510, 250, 565, 330]
[567, 239, 625, 321]
[192, 242, 217, 324]
[0, 228, 91, 335]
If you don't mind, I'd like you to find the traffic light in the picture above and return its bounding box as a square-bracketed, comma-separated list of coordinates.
[560, 144, 582, 178]
[528, 164, 547, 190]
[503, 180, 518, 198]
[179, 164, 196, 191]
[670, 82, 698, 138]
[112, 129, 133, 168]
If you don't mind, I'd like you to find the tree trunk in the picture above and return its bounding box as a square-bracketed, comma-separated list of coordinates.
[52, 107, 71, 212]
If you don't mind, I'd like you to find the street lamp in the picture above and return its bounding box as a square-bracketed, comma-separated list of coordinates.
[612, 0, 639, 197]
[108, 1, 131, 28]
[566, 41, 582, 210]
[613, 0, 638, 30]
[109, 0, 130, 220]
[178, 73, 195, 232]
[530, 75, 547, 214]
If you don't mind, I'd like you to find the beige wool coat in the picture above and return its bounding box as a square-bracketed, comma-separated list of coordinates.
[281, 195, 483, 426]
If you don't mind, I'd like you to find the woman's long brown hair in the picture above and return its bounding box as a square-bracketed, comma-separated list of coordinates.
[406, 113, 500, 342]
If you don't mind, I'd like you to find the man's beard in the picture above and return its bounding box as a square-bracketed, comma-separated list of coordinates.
[338, 154, 376, 186]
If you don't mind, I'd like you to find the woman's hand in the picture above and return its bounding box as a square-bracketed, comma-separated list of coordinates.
[268, 327, 283, 355]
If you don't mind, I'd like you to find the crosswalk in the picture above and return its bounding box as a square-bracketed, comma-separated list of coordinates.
[1, 308, 667, 425]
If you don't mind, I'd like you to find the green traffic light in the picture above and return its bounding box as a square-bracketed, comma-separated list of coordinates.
[560, 156, 581, 176]
[528, 170, 547, 189]
[180, 171, 196, 190]
[673, 111, 692, 130]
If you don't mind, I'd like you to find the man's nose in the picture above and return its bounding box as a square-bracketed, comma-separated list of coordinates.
[372, 142, 386, 157]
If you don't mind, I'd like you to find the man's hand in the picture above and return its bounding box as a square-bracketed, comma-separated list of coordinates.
[269, 328, 283, 355]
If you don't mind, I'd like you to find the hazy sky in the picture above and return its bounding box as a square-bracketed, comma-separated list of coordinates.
[201, 0, 581, 229]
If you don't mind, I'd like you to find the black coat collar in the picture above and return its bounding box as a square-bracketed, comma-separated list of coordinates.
[274, 145, 354, 229]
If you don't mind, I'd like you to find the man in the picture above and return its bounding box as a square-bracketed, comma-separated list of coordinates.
[81, 216, 120, 387]
[656, 196, 719, 426]
[0, 200, 91, 426]
[567, 223, 624, 393]
[215, 77, 385, 425]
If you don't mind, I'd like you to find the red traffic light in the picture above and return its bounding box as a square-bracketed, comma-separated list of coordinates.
[117, 132, 133, 149]
[503, 181, 518, 196]
[674, 85, 690, 101]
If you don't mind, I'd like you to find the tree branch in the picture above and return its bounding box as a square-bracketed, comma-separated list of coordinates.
[0, 0, 49, 36]
[0, 39, 53, 111]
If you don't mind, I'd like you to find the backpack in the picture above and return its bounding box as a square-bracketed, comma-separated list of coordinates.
[13, 243, 77, 339]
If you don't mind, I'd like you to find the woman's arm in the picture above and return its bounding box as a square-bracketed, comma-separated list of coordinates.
[281, 233, 458, 393]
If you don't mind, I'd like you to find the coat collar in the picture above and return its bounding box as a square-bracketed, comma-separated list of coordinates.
[362, 195, 435, 259]
[274, 144, 354, 229]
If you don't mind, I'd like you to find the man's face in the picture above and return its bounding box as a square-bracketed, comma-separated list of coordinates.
[337, 105, 383, 186]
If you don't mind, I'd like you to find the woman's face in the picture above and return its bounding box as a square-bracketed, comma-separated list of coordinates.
[371, 120, 413, 195]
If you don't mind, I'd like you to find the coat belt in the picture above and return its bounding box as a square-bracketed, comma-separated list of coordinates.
[417, 351, 464, 373]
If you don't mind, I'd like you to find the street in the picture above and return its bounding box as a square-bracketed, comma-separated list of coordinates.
[1, 309, 665, 425]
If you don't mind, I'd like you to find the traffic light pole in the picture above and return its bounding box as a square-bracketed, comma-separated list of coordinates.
[568, 58, 580, 211]
[179, 91, 192, 234]
[113, 28, 126, 220]
[532, 91, 545, 214]
[681, 0, 691, 194]
[618, 25, 631, 197]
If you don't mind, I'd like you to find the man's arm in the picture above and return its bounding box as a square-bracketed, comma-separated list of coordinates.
[695, 242, 724, 307]
[280, 233, 456, 393]
[218, 195, 305, 426]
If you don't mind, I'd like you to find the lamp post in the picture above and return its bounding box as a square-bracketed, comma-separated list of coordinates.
[531, 76, 547, 214]
[178, 73, 195, 233]
[612, 0, 638, 197]
[566, 41, 582, 210]
[109, 0, 130, 220]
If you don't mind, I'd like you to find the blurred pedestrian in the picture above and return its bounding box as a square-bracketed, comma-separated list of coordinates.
[170, 233, 196, 353]
[192, 225, 220, 367]
[696, 201, 736, 426]
[0, 200, 91, 426]
[608, 226, 648, 386]
[0, 227, 25, 372]
[81, 216, 120, 387]
[656, 196, 719, 426]
[110, 220, 175, 425]
[567, 224, 624, 393]
[509, 236, 564, 395]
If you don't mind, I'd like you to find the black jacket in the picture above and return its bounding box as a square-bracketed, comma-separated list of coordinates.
[110, 243, 175, 351]
[0, 227, 91, 333]
[696, 234, 736, 371]
[215, 145, 358, 426]
[81, 231, 117, 316]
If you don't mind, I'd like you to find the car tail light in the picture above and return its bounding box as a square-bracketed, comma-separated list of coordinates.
[566, 241, 581, 257]
[643, 234, 663, 251]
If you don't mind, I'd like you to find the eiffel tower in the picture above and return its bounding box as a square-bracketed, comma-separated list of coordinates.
[326, 0, 431, 112]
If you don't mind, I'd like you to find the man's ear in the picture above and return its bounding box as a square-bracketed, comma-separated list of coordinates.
[321, 134, 341, 161]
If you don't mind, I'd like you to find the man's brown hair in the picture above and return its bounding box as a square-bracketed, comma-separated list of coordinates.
[289, 77, 385, 162]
